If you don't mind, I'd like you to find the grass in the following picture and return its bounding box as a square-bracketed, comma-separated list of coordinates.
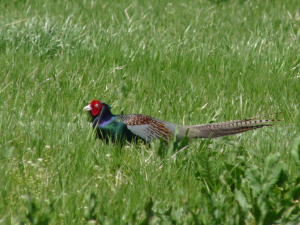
[1, 0, 300, 224]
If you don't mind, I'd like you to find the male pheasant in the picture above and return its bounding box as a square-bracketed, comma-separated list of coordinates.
[83, 100, 277, 144]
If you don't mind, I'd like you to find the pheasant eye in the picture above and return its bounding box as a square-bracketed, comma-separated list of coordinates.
[95, 104, 99, 108]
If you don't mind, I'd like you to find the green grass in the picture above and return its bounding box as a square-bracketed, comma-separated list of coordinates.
[1, 0, 300, 224]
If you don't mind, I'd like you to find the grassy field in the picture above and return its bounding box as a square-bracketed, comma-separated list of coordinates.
[1, 0, 300, 224]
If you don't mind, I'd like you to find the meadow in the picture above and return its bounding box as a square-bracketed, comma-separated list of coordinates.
[1, 0, 300, 224]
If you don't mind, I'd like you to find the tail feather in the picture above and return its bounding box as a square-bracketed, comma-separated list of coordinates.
[185, 117, 279, 139]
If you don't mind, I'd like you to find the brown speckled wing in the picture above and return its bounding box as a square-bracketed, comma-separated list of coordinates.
[118, 114, 174, 143]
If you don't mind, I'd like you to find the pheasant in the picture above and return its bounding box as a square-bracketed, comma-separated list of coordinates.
[83, 100, 278, 144]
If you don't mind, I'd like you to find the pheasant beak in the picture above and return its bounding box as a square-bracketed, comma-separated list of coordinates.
[83, 104, 92, 111]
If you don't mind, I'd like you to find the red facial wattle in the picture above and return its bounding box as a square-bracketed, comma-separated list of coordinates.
[90, 100, 102, 116]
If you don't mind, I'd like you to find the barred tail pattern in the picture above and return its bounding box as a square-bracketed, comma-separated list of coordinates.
[186, 118, 278, 139]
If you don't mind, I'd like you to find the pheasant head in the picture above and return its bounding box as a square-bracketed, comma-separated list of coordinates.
[83, 100, 115, 128]
[83, 100, 103, 116]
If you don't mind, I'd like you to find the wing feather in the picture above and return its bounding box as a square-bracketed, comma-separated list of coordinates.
[118, 114, 174, 142]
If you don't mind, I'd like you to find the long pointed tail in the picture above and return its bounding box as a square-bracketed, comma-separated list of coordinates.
[184, 116, 280, 139]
